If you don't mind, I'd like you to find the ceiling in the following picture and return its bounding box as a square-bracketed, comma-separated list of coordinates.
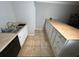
[35, 1, 79, 6]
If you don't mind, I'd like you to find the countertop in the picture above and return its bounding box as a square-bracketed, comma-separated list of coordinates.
[0, 24, 26, 52]
[48, 19, 79, 40]
[0, 33, 17, 52]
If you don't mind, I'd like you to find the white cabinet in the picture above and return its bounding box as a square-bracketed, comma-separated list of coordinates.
[45, 20, 79, 57]
[45, 20, 66, 56]
[18, 25, 28, 47]
[53, 31, 66, 56]
[50, 29, 56, 49]
[45, 21, 54, 43]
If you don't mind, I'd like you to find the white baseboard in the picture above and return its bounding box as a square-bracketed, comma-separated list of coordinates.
[35, 28, 43, 30]
[28, 28, 43, 36]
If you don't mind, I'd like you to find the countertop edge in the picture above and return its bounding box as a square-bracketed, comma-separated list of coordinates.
[0, 24, 27, 52]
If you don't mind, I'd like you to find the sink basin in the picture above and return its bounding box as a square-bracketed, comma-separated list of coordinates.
[1, 26, 23, 33]
[1, 28, 13, 33]
[11, 26, 22, 33]
[18, 24, 25, 26]
[1, 23, 25, 33]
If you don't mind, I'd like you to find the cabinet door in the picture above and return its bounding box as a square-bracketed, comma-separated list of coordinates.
[46, 21, 54, 42]
[48, 25, 53, 42]
[45, 21, 56, 49]
[45, 21, 50, 37]
[53, 31, 66, 56]
[50, 29, 56, 49]
[18, 25, 28, 47]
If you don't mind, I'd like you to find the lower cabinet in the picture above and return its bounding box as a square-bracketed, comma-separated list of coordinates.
[45, 20, 52, 40]
[53, 31, 66, 56]
[0, 36, 21, 57]
[18, 25, 28, 47]
[45, 20, 79, 57]
[45, 20, 66, 56]
[45, 20, 55, 44]
[45, 21, 66, 56]
[50, 29, 56, 48]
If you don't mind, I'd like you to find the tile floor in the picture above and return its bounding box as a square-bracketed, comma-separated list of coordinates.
[18, 30, 54, 57]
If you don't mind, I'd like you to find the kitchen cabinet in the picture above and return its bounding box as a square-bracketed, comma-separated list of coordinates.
[18, 25, 28, 47]
[0, 36, 21, 57]
[58, 40, 79, 57]
[45, 20, 66, 56]
[45, 19, 79, 57]
[45, 20, 54, 43]
[53, 31, 66, 56]
[50, 29, 56, 49]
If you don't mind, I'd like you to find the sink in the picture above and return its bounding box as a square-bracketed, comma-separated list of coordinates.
[18, 24, 25, 26]
[1, 28, 13, 33]
[1, 23, 25, 33]
[1, 26, 23, 33]
[11, 26, 22, 33]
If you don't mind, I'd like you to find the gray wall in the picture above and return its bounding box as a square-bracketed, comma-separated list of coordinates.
[12, 1, 36, 35]
[0, 1, 79, 34]
[0, 1, 16, 28]
[35, 2, 79, 30]
[0, 1, 36, 35]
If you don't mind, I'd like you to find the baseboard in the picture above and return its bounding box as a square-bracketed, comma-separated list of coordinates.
[35, 28, 43, 31]
[28, 28, 44, 36]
